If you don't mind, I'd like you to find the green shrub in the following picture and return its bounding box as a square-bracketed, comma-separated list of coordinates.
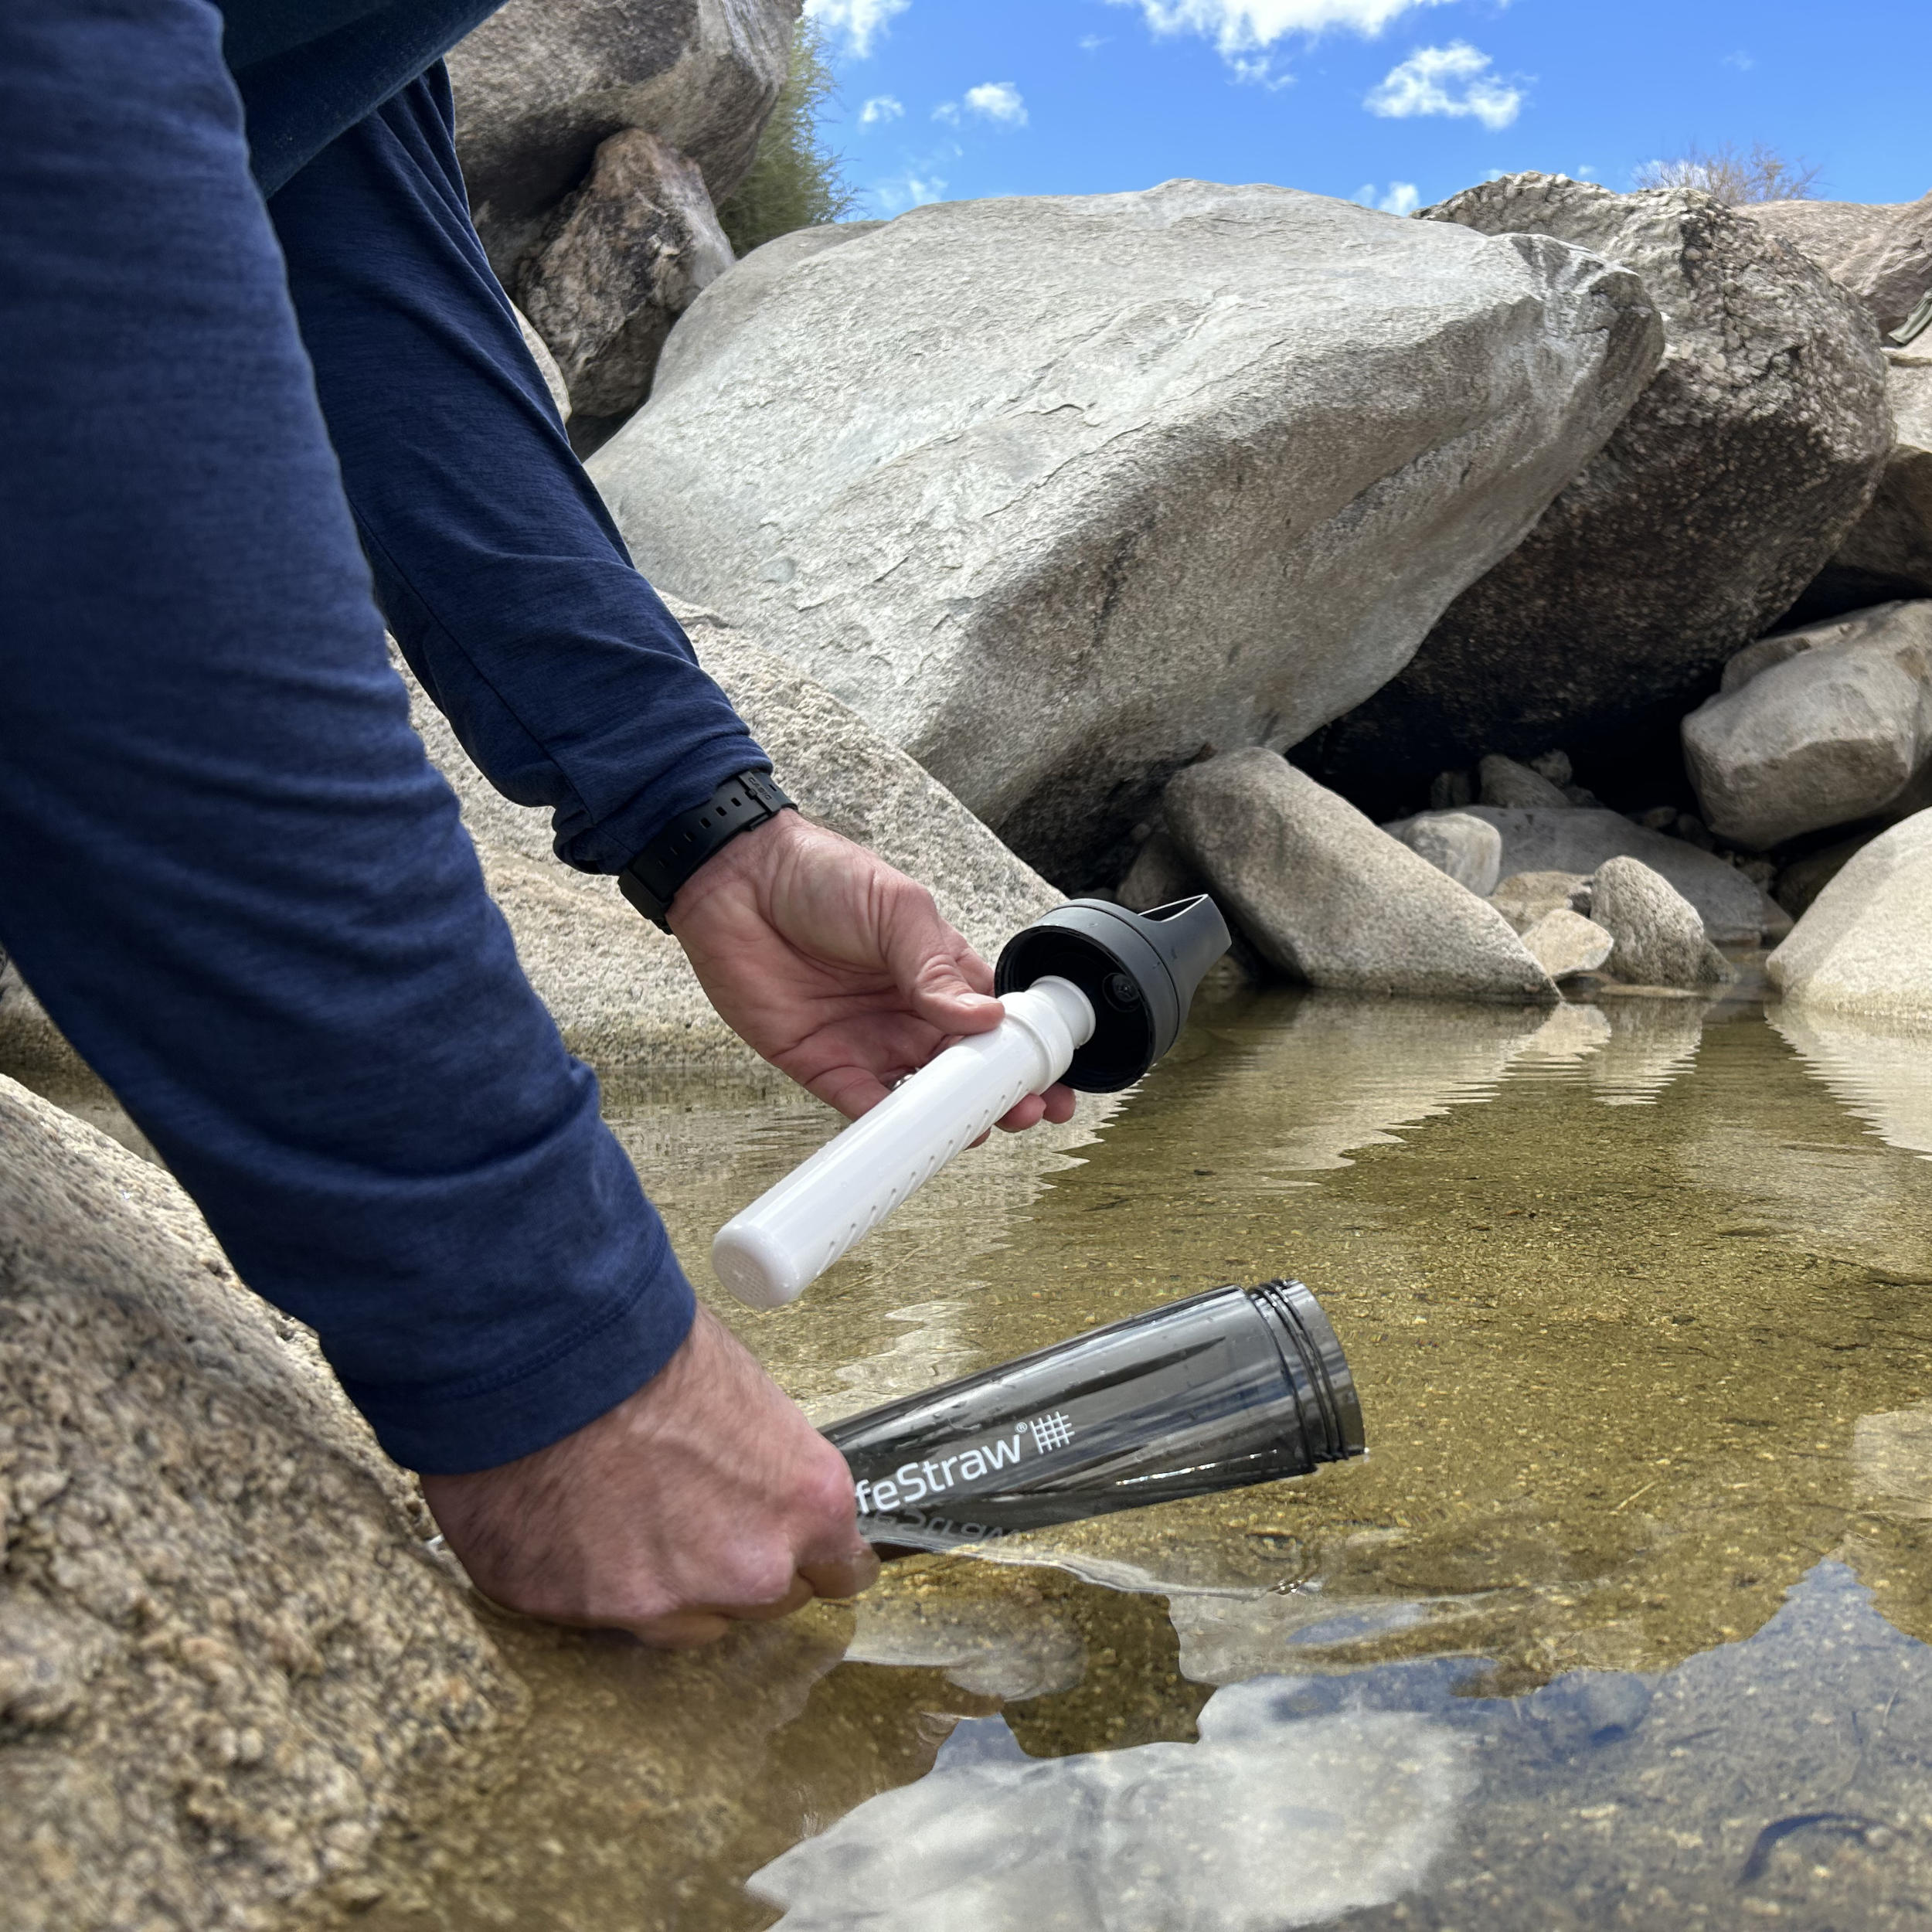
[716, 20, 859, 257]
[1632, 141, 1821, 206]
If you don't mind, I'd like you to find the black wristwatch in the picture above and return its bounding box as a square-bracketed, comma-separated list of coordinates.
[618, 769, 796, 930]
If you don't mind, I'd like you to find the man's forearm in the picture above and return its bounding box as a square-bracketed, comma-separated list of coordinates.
[268, 65, 766, 879]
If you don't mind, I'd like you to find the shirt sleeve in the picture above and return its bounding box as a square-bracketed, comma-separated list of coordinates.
[0, 0, 696, 1475]
[266, 62, 768, 879]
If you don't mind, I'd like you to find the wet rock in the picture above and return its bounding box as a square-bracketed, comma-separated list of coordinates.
[749, 1682, 1471, 1931]
[1521, 908, 1614, 981]
[1592, 856, 1734, 988]
[1815, 356, 1932, 607]
[515, 129, 733, 423]
[1390, 806, 1788, 946]
[1165, 751, 1556, 1002]
[1389, 811, 1504, 896]
[1479, 753, 1572, 810]
[1685, 600, 1932, 850]
[0, 1078, 520, 1930]
[448, 0, 797, 282]
[512, 302, 571, 420]
[1768, 806, 1932, 1025]
[1489, 869, 1593, 934]
[591, 180, 1661, 883]
[1320, 175, 1892, 789]
[404, 598, 1061, 1073]
[1116, 829, 1206, 913]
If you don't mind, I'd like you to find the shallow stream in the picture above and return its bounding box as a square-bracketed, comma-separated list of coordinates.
[69, 982, 1932, 1927]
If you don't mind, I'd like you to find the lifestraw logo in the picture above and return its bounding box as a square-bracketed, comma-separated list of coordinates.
[852, 1408, 1077, 1515]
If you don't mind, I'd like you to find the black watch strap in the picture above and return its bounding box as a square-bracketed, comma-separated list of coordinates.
[618, 769, 795, 930]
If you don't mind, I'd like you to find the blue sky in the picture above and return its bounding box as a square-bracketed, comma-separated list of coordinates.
[803, 0, 1925, 221]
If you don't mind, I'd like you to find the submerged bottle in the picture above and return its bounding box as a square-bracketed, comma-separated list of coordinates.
[713, 896, 1233, 1309]
[823, 1277, 1365, 1553]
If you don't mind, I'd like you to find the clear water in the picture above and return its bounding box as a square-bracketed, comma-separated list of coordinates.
[55, 982, 1932, 1930]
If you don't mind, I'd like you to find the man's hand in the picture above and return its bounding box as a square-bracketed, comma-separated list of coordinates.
[420, 1307, 876, 1647]
[668, 811, 1077, 1131]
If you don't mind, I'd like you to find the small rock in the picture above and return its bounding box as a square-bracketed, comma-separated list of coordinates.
[1165, 750, 1556, 1002]
[1768, 807, 1932, 1023]
[1117, 830, 1208, 913]
[1739, 857, 1778, 890]
[1428, 769, 1475, 811]
[1490, 870, 1594, 934]
[1675, 812, 1716, 851]
[1592, 856, 1735, 988]
[1528, 749, 1573, 786]
[1683, 600, 1932, 850]
[515, 129, 733, 423]
[1561, 783, 1603, 808]
[1387, 805, 1789, 944]
[1389, 811, 1504, 897]
[1521, 908, 1615, 981]
[1479, 753, 1573, 810]
[1636, 805, 1679, 831]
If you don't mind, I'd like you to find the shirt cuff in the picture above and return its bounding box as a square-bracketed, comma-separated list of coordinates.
[335, 1218, 699, 1473]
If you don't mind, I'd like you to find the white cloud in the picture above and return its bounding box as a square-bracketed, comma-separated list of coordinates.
[859, 94, 904, 125]
[872, 172, 949, 213]
[1079, 32, 1111, 49]
[1576, 162, 1596, 178]
[1355, 180, 1420, 215]
[1366, 43, 1524, 130]
[804, 0, 910, 59]
[964, 81, 1028, 125]
[1723, 49, 1755, 70]
[1108, 0, 1450, 63]
[931, 100, 961, 125]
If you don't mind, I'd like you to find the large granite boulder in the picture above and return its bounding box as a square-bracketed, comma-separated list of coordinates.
[1811, 354, 1932, 610]
[515, 128, 734, 425]
[1316, 175, 1893, 792]
[448, 0, 799, 282]
[1768, 807, 1932, 1026]
[590, 181, 1662, 884]
[1386, 805, 1787, 945]
[403, 598, 1062, 1073]
[0, 1078, 519, 1930]
[1683, 600, 1932, 850]
[1164, 750, 1558, 1002]
[1744, 192, 1932, 339]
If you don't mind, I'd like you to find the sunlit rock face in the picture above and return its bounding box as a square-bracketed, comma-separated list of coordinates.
[592, 180, 1659, 883]
[1769, 807, 1932, 1026]
[1321, 175, 1892, 794]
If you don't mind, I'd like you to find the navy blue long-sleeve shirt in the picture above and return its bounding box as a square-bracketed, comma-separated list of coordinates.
[0, 0, 764, 1471]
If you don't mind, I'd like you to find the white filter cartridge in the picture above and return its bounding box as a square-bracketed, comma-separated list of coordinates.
[713, 975, 1095, 1308]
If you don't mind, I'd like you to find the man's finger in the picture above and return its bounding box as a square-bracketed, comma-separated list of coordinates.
[798, 1547, 881, 1602]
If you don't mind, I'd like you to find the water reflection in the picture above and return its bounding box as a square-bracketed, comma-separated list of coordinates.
[750, 1681, 1471, 1931]
[316, 993, 1932, 1927]
[1772, 1006, 1932, 1161]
